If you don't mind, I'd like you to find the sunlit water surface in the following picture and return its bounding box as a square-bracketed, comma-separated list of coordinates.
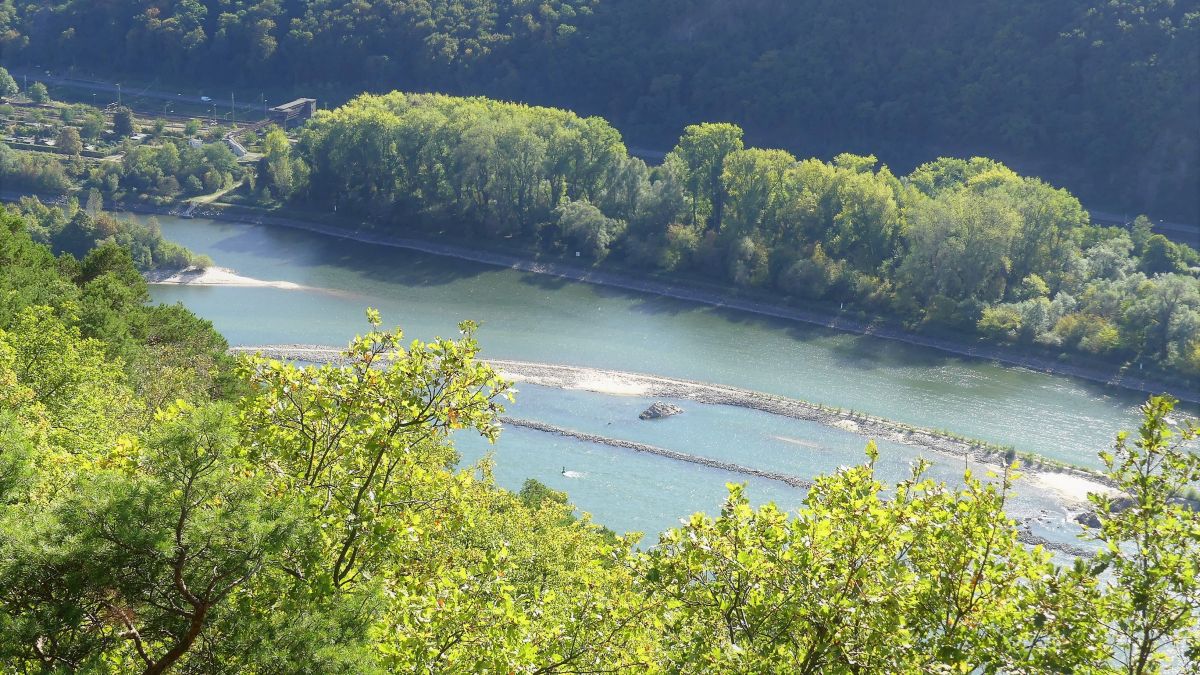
[142, 214, 1179, 546]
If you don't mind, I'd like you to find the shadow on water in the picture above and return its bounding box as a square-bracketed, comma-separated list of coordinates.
[515, 268, 707, 318]
[626, 295, 703, 317]
[820, 331, 950, 370]
[698, 302, 957, 374]
[587, 280, 706, 318]
[517, 272, 572, 291]
[206, 225, 494, 288]
[178, 219, 1190, 412]
[188, 220, 920, 353]
[512, 260, 967, 373]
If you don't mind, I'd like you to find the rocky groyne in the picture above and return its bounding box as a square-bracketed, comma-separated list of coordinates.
[484, 358, 1116, 492]
[500, 417, 1092, 557]
[231, 345, 1106, 556]
[499, 417, 812, 489]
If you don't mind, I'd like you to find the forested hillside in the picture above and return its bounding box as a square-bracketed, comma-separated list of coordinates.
[288, 93, 1200, 381]
[0, 0, 1195, 219]
[2, 209, 1200, 671]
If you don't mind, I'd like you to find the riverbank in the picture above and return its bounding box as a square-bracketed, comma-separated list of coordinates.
[232, 345, 1118, 499]
[168, 202, 1200, 403]
[3, 189, 1192, 400]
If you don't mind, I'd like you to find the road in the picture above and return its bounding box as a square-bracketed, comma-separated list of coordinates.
[3, 65, 260, 113]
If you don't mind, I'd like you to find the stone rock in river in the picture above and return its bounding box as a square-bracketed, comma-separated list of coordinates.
[639, 401, 684, 420]
[832, 419, 861, 433]
[1074, 496, 1146, 529]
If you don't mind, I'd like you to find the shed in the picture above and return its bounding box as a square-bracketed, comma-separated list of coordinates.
[267, 98, 317, 128]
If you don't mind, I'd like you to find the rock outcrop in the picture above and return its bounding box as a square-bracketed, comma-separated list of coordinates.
[1075, 495, 1199, 528]
[639, 401, 684, 420]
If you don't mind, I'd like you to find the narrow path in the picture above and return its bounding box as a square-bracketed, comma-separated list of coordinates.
[173, 180, 244, 219]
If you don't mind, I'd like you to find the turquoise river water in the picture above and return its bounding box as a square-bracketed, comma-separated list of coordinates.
[141, 214, 1183, 547]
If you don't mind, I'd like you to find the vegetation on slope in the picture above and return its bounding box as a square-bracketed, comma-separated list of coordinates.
[1, 210, 1198, 672]
[0, 209, 227, 400]
[8, 196, 210, 270]
[0, 131, 244, 207]
[1, 0, 1195, 218]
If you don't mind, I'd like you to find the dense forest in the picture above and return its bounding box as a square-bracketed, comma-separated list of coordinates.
[286, 93, 1200, 380]
[1, 209, 1199, 671]
[0, 0, 1196, 219]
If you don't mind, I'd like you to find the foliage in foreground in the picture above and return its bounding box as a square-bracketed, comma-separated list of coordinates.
[0, 214, 1198, 672]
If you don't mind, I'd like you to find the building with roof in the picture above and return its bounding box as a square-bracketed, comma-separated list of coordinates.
[268, 98, 317, 128]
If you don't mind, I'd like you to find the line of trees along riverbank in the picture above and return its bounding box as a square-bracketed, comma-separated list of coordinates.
[3, 208, 1200, 671]
[1, 0, 1195, 220]
[285, 92, 1200, 381]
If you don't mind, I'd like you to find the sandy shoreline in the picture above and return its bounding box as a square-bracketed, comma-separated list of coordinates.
[230, 345, 1117, 505]
[145, 266, 304, 289]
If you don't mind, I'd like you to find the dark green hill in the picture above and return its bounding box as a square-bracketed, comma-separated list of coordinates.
[2, 0, 1196, 219]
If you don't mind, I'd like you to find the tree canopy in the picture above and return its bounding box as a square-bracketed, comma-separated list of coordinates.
[0, 0, 1195, 219]
[0, 209, 1198, 671]
[293, 93, 1200, 382]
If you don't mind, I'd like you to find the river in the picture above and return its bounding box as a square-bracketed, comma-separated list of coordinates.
[142, 214, 1176, 546]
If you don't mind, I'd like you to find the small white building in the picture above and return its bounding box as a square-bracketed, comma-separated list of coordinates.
[188, 138, 204, 149]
